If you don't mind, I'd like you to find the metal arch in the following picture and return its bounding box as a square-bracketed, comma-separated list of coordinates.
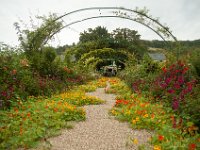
[43, 15, 168, 45]
[53, 7, 177, 41]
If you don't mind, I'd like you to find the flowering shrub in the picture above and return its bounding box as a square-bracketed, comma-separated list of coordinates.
[109, 78, 200, 149]
[115, 99, 129, 106]
[152, 60, 196, 111]
[0, 48, 86, 109]
[0, 80, 104, 149]
[0, 96, 85, 149]
[79, 77, 108, 92]
[58, 90, 104, 106]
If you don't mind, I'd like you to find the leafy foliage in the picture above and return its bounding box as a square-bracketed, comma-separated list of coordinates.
[109, 78, 200, 149]
[0, 79, 105, 149]
[79, 26, 110, 48]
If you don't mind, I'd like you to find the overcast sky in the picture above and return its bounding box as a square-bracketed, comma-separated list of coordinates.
[0, 0, 200, 47]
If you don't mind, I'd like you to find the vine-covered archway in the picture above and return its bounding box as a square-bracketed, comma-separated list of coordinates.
[15, 6, 180, 72]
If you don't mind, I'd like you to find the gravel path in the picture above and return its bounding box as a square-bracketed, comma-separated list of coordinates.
[49, 86, 152, 150]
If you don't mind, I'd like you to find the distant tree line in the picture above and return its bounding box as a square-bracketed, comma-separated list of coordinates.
[142, 39, 200, 49]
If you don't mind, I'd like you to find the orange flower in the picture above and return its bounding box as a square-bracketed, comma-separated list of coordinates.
[20, 127, 23, 135]
[143, 114, 149, 118]
[14, 107, 19, 113]
[27, 112, 31, 117]
[154, 145, 161, 150]
[158, 135, 164, 141]
[140, 103, 146, 107]
[58, 101, 62, 105]
[11, 69, 17, 75]
[54, 108, 58, 112]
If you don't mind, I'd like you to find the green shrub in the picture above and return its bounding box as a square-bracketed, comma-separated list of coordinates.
[189, 49, 200, 80]
[118, 54, 160, 91]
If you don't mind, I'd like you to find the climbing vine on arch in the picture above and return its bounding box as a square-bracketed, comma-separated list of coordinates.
[77, 48, 134, 70]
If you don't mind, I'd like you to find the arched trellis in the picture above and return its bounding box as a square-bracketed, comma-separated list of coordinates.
[79, 48, 130, 63]
[45, 15, 167, 45]
[43, 7, 178, 45]
[85, 57, 126, 70]
[78, 48, 134, 71]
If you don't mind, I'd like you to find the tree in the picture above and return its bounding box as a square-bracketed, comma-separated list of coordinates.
[79, 26, 111, 48]
[112, 28, 140, 44]
[14, 14, 63, 72]
[111, 28, 147, 58]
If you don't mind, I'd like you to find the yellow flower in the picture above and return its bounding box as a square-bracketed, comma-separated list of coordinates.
[132, 120, 137, 124]
[111, 110, 116, 115]
[143, 114, 149, 118]
[125, 110, 131, 115]
[154, 145, 161, 150]
[133, 138, 138, 145]
[136, 117, 140, 121]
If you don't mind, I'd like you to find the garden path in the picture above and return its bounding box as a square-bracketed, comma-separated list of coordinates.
[48, 84, 152, 150]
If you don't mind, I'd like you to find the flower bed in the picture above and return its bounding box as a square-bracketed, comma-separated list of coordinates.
[109, 78, 200, 149]
[0, 80, 105, 149]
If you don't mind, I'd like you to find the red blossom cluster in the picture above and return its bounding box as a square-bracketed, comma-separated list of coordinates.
[1, 67, 19, 107]
[115, 99, 129, 106]
[153, 61, 196, 111]
[188, 143, 196, 150]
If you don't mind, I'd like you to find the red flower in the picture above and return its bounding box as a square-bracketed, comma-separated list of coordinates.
[54, 108, 58, 112]
[27, 112, 31, 117]
[158, 135, 164, 141]
[188, 143, 196, 150]
[182, 67, 189, 74]
[174, 83, 181, 89]
[165, 77, 172, 84]
[172, 100, 179, 111]
[162, 67, 167, 73]
[167, 89, 175, 94]
[115, 99, 129, 106]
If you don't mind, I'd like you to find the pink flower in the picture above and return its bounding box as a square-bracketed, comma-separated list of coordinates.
[174, 83, 181, 89]
[1, 91, 7, 97]
[165, 78, 171, 84]
[178, 76, 184, 84]
[160, 83, 167, 88]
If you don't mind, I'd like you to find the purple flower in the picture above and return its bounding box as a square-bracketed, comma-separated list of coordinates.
[174, 83, 181, 89]
[165, 78, 171, 84]
[178, 76, 184, 84]
[160, 83, 167, 88]
[179, 92, 185, 100]
[1, 91, 7, 97]
[172, 100, 179, 110]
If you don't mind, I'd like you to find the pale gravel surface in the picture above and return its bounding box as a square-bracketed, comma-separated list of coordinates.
[48, 86, 152, 150]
